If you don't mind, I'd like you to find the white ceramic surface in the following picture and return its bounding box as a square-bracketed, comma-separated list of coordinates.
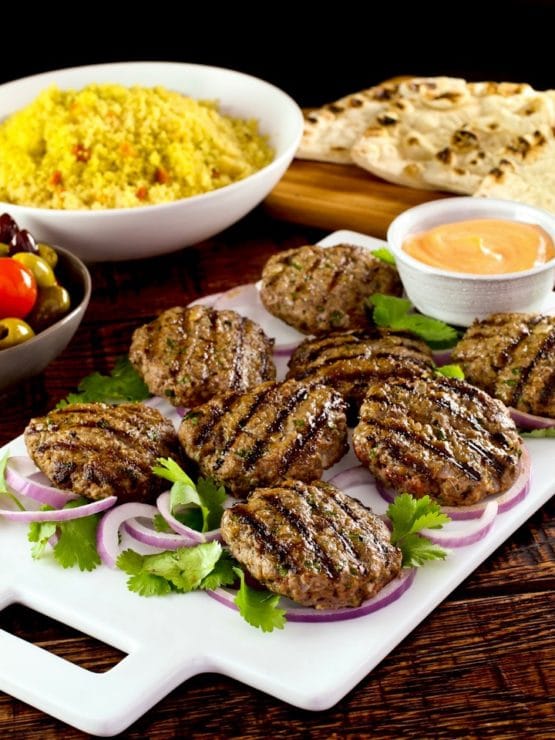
[0, 246, 91, 390]
[387, 197, 555, 326]
[0, 62, 303, 262]
[0, 231, 553, 735]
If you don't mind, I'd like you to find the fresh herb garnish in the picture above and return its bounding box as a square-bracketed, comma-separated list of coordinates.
[28, 498, 101, 571]
[0, 449, 25, 511]
[435, 363, 465, 380]
[372, 247, 396, 265]
[153, 458, 226, 533]
[367, 294, 460, 348]
[520, 427, 555, 438]
[116, 542, 234, 596]
[57, 356, 149, 407]
[233, 567, 286, 633]
[387, 493, 451, 567]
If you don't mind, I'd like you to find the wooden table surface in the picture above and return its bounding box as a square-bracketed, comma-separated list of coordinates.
[0, 208, 553, 739]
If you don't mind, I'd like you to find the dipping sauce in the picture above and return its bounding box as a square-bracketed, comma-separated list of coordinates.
[403, 218, 555, 274]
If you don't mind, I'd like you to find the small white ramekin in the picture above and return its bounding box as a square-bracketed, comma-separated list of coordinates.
[387, 197, 555, 326]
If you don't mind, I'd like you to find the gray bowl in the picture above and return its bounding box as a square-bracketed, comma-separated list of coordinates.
[0, 245, 91, 390]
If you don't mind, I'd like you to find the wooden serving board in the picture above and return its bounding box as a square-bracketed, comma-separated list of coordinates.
[264, 160, 450, 239]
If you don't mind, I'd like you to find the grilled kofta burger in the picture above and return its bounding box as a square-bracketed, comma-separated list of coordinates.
[451, 312, 555, 419]
[352, 375, 523, 507]
[129, 305, 276, 408]
[286, 329, 434, 410]
[178, 379, 348, 497]
[24, 402, 179, 503]
[259, 244, 402, 335]
[221, 479, 402, 609]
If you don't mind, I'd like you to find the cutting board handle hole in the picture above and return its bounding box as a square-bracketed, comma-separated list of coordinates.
[0, 602, 127, 673]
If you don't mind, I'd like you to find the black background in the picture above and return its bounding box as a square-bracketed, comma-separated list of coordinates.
[1, 2, 552, 106]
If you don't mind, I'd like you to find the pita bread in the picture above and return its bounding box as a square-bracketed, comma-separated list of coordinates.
[475, 129, 555, 213]
[297, 81, 401, 164]
[351, 79, 554, 192]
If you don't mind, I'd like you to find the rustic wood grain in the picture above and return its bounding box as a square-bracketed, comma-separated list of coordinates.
[264, 161, 450, 239]
[0, 208, 553, 739]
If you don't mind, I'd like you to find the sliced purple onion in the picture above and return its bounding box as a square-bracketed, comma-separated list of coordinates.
[123, 518, 196, 550]
[432, 348, 453, 366]
[5, 456, 79, 508]
[0, 496, 116, 523]
[206, 568, 416, 623]
[156, 491, 222, 544]
[330, 465, 375, 491]
[97, 502, 158, 568]
[421, 501, 498, 547]
[509, 407, 555, 430]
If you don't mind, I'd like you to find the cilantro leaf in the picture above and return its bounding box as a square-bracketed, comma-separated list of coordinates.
[387, 493, 450, 567]
[521, 427, 555, 438]
[367, 294, 459, 348]
[436, 363, 465, 380]
[372, 247, 396, 265]
[397, 534, 449, 568]
[200, 550, 237, 590]
[0, 449, 25, 511]
[154, 458, 226, 533]
[153, 513, 173, 533]
[233, 567, 286, 633]
[57, 356, 149, 407]
[117, 542, 223, 596]
[26, 499, 101, 571]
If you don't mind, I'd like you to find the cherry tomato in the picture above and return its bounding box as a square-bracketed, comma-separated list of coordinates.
[0, 258, 38, 319]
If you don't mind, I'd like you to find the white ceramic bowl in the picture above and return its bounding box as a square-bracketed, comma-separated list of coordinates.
[0, 62, 303, 262]
[387, 197, 555, 326]
[0, 245, 91, 390]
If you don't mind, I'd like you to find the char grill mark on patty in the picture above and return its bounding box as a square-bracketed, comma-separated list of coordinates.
[509, 327, 555, 407]
[178, 380, 348, 497]
[496, 315, 544, 368]
[231, 505, 297, 570]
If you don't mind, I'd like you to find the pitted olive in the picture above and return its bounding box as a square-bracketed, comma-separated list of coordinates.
[0, 317, 35, 348]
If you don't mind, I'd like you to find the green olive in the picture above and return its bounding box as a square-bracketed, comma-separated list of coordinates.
[12, 252, 57, 288]
[37, 243, 58, 269]
[26, 285, 71, 331]
[0, 318, 35, 349]
[0, 243, 9, 257]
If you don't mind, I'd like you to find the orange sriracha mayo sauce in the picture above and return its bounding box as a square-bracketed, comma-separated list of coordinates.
[403, 219, 555, 275]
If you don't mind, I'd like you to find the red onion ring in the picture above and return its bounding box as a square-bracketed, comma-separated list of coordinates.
[214, 282, 304, 353]
[5, 456, 79, 508]
[206, 568, 416, 623]
[0, 496, 116, 523]
[421, 501, 498, 548]
[123, 518, 196, 550]
[329, 465, 375, 491]
[97, 502, 158, 568]
[509, 407, 555, 430]
[432, 348, 453, 366]
[156, 491, 222, 544]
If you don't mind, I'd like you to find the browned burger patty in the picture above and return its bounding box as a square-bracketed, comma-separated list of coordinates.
[221, 479, 402, 609]
[259, 244, 402, 335]
[352, 375, 523, 506]
[286, 329, 434, 409]
[24, 403, 179, 503]
[451, 312, 555, 418]
[129, 305, 275, 407]
[178, 379, 348, 497]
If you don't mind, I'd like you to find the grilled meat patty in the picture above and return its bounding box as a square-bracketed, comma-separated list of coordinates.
[451, 312, 555, 418]
[178, 379, 348, 497]
[129, 305, 275, 407]
[286, 329, 434, 409]
[352, 375, 523, 506]
[221, 479, 402, 609]
[259, 244, 402, 335]
[24, 403, 179, 503]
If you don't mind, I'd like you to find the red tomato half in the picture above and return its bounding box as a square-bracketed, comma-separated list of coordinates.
[0, 258, 38, 319]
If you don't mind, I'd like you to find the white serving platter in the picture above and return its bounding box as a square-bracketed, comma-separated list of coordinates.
[0, 230, 553, 736]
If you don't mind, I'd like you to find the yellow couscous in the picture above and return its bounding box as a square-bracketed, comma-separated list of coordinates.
[0, 84, 274, 209]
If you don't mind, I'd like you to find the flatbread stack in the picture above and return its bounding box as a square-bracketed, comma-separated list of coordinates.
[297, 76, 555, 213]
